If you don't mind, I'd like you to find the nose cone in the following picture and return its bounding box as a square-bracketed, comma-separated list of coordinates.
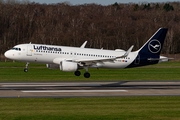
[4, 50, 12, 59]
[4, 51, 9, 58]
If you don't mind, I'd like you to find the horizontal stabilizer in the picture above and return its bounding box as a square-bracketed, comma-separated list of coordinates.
[148, 56, 173, 63]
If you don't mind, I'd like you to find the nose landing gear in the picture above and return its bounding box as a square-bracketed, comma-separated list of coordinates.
[24, 62, 29, 72]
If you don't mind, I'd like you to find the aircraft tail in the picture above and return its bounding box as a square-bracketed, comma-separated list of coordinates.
[127, 28, 168, 68]
[138, 28, 168, 55]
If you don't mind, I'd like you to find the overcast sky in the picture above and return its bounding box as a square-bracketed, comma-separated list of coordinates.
[29, 0, 178, 5]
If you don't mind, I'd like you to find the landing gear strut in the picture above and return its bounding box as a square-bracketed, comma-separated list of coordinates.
[24, 62, 29, 72]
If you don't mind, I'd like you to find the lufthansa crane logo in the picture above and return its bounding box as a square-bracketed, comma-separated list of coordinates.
[148, 40, 161, 53]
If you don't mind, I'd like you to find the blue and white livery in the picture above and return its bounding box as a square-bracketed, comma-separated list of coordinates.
[4, 28, 169, 78]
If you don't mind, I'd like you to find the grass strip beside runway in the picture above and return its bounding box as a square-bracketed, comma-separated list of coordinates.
[0, 97, 180, 120]
[0, 61, 180, 81]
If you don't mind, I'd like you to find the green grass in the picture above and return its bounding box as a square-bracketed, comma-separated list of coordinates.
[0, 97, 180, 120]
[1, 62, 180, 120]
[0, 61, 180, 81]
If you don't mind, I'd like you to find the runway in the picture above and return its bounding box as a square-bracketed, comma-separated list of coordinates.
[0, 81, 180, 98]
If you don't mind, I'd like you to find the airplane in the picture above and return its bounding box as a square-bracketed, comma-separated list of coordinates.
[4, 28, 169, 78]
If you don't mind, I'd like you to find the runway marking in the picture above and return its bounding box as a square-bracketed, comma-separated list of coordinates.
[2, 85, 63, 87]
[2, 84, 100, 87]
[22, 90, 128, 93]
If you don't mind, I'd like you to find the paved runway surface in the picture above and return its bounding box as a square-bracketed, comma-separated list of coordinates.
[0, 81, 180, 98]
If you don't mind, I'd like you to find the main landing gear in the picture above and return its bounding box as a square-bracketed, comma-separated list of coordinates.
[74, 67, 90, 78]
[24, 62, 29, 72]
[23, 62, 90, 78]
[84, 72, 90, 78]
[74, 70, 81, 76]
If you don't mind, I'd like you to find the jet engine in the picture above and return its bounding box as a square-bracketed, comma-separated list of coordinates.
[60, 61, 78, 72]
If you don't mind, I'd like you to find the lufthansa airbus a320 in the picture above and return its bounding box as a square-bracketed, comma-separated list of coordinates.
[4, 28, 169, 78]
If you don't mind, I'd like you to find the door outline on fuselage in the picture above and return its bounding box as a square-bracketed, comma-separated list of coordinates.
[27, 45, 32, 56]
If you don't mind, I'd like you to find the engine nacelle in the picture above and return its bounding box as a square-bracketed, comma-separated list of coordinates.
[46, 64, 59, 69]
[60, 61, 78, 72]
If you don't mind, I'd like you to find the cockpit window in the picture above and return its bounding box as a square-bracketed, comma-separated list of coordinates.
[12, 47, 21, 51]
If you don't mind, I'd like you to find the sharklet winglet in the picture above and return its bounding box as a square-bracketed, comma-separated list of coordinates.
[80, 41, 87, 48]
[116, 45, 134, 59]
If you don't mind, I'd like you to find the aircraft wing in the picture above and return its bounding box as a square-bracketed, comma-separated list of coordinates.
[53, 45, 134, 66]
[74, 45, 134, 65]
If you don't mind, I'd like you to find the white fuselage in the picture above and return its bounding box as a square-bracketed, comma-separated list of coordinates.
[3, 28, 169, 78]
[4, 44, 138, 69]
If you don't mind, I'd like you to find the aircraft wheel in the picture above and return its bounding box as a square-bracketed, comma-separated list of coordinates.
[84, 72, 90, 78]
[24, 68, 28, 72]
[74, 71, 81, 76]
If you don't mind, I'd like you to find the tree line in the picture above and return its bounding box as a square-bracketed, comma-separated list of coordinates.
[1, 1, 180, 60]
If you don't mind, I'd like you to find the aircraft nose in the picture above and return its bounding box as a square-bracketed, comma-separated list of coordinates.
[4, 51, 11, 59]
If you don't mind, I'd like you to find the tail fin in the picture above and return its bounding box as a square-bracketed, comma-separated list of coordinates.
[127, 28, 168, 68]
[138, 28, 168, 57]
